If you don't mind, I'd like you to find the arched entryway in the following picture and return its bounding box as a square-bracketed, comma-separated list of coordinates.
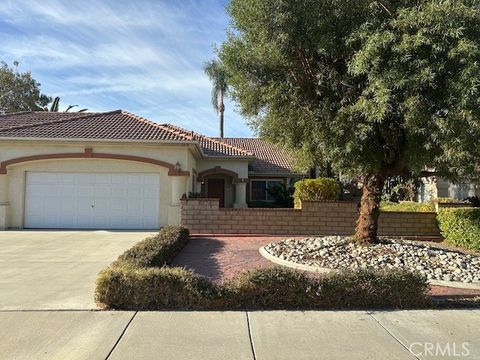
[198, 167, 248, 208]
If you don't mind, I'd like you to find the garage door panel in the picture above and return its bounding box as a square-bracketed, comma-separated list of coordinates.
[25, 172, 160, 229]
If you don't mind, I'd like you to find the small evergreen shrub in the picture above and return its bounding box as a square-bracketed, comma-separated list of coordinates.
[293, 178, 340, 208]
[437, 208, 480, 251]
[380, 201, 435, 212]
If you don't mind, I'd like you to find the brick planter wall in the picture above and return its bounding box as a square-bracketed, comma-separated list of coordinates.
[181, 199, 441, 237]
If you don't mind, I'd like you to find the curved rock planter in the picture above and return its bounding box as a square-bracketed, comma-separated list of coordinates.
[259, 242, 480, 291]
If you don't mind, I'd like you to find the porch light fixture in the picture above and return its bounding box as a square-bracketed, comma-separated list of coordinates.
[175, 162, 182, 172]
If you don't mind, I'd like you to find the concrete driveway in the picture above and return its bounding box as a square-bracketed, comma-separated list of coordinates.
[0, 231, 152, 310]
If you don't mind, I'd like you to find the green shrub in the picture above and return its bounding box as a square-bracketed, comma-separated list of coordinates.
[114, 225, 189, 268]
[437, 208, 480, 250]
[293, 178, 340, 208]
[95, 266, 220, 310]
[380, 201, 435, 212]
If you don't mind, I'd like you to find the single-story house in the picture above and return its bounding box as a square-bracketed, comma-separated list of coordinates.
[0, 110, 303, 230]
[418, 177, 480, 202]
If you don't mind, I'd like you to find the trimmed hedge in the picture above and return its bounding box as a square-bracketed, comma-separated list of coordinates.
[222, 267, 430, 310]
[437, 208, 480, 251]
[114, 225, 189, 268]
[96, 266, 220, 310]
[95, 225, 430, 310]
[380, 201, 435, 212]
[293, 178, 340, 208]
[96, 266, 430, 310]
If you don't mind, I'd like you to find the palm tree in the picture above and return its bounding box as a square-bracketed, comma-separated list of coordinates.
[44, 96, 88, 112]
[204, 59, 228, 138]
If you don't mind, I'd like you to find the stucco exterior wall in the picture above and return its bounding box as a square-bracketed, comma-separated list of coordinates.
[0, 140, 194, 229]
[197, 159, 250, 179]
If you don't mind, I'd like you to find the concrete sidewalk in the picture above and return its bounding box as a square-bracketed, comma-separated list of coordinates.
[0, 310, 478, 360]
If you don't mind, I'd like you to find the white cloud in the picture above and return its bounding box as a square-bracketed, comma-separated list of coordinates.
[0, 0, 254, 137]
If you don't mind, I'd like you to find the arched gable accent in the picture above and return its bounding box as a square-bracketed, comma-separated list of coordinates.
[0, 148, 190, 176]
[197, 166, 248, 183]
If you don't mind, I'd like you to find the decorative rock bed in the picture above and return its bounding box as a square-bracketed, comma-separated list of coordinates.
[262, 237, 480, 287]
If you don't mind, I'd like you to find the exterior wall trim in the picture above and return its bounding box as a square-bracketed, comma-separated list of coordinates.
[197, 166, 248, 184]
[0, 148, 190, 176]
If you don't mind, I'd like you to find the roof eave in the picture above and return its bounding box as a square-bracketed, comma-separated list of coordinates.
[0, 136, 201, 147]
[248, 171, 306, 177]
[202, 155, 257, 161]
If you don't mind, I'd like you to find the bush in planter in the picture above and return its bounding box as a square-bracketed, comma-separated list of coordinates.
[466, 196, 480, 207]
[293, 178, 340, 208]
[437, 208, 480, 251]
[266, 183, 294, 208]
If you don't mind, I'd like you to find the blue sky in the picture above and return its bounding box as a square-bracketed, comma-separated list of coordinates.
[0, 0, 254, 137]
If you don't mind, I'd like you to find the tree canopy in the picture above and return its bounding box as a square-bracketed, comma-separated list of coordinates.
[0, 61, 50, 113]
[219, 0, 480, 242]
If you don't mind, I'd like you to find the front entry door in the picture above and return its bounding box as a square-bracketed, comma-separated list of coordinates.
[207, 178, 225, 207]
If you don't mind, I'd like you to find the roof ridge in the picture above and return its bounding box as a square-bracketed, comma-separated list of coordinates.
[162, 124, 254, 156]
[0, 110, 122, 133]
[121, 111, 194, 141]
[0, 110, 37, 117]
[213, 137, 261, 140]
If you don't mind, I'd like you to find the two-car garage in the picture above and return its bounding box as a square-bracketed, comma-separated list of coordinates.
[24, 172, 160, 230]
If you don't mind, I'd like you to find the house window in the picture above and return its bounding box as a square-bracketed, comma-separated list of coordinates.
[250, 179, 284, 201]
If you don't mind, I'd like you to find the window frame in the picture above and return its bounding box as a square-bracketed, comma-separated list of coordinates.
[249, 179, 285, 202]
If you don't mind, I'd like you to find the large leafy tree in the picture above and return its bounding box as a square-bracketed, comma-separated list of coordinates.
[204, 59, 229, 138]
[219, 0, 480, 243]
[0, 61, 50, 113]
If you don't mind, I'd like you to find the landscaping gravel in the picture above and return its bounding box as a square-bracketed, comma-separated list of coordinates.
[263, 237, 480, 284]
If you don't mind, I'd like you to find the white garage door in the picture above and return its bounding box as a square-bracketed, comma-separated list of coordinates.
[25, 172, 160, 229]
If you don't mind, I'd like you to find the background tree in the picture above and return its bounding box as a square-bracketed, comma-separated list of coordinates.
[219, 0, 480, 243]
[204, 59, 229, 138]
[0, 61, 50, 113]
[44, 96, 88, 112]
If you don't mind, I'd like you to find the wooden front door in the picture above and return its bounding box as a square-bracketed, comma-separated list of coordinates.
[207, 178, 225, 207]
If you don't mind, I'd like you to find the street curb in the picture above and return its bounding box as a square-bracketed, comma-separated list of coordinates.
[259, 246, 480, 291]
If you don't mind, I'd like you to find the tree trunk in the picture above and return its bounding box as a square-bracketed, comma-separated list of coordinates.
[355, 174, 385, 244]
[219, 92, 225, 138]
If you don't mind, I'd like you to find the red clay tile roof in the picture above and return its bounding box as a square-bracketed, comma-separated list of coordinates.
[0, 110, 252, 157]
[215, 137, 301, 175]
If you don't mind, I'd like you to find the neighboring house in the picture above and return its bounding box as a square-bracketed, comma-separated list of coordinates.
[418, 177, 480, 202]
[0, 110, 303, 230]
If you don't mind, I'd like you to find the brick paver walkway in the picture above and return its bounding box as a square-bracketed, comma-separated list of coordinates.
[173, 235, 287, 282]
[173, 235, 480, 299]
